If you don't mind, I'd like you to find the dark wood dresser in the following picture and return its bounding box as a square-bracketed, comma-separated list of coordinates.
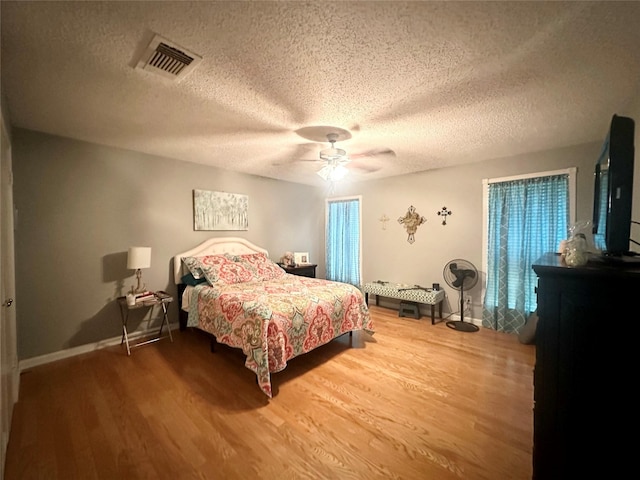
[279, 264, 317, 278]
[532, 253, 640, 479]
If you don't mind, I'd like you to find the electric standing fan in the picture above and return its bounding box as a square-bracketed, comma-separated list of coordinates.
[443, 259, 479, 332]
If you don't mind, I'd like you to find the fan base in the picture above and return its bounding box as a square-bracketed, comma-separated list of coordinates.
[446, 320, 479, 333]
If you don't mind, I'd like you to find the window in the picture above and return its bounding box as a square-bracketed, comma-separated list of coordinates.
[482, 169, 575, 333]
[325, 196, 362, 286]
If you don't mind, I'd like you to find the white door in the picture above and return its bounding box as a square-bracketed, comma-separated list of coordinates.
[0, 114, 18, 478]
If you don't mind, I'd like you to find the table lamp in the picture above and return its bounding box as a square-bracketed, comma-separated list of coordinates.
[127, 246, 151, 293]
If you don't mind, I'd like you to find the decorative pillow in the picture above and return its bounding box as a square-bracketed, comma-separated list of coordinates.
[199, 254, 254, 284]
[233, 253, 286, 281]
[180, 273, 208, 286]
[182, 256, 205, 279]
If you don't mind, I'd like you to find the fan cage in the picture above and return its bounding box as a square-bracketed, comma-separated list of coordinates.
[443, 259, 478, 291]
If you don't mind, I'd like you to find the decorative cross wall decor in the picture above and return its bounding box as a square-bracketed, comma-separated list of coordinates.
[437, 206, 452, 225]
[398, 205, 426, 244]
[379, 214, 390, 230]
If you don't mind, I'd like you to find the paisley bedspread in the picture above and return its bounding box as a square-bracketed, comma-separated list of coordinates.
[187, 274, 373, 397]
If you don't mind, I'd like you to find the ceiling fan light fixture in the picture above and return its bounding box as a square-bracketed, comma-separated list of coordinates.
[317, 163, 349, 182]
[319, 146, 346, 161]
[319, 133, 347, 161]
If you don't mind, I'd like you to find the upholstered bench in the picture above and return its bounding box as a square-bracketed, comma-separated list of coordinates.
[361, 282, 445, 324]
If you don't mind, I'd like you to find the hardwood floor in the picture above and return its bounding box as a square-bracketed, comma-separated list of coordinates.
[4, 306, 534, 479]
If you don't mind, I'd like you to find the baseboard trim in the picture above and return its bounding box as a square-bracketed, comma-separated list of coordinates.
[372, 298, 482, 327]
[19, 323, 179, 371]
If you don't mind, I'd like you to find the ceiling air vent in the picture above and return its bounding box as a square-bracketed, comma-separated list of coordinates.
[135, 34, 202, 80]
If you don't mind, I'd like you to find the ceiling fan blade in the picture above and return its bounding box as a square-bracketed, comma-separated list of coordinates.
[348, 160, 382, 173]
[349, 147, 396, 159]
[271, 143, 319, 166]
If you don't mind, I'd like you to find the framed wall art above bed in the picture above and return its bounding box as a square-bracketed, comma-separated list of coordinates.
[173, 237, 374, 398]
[193, 189, 248, 231]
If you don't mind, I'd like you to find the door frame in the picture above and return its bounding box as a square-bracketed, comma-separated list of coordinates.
[0, 112, 19, 478]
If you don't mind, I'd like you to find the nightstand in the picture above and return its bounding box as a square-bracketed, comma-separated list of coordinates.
[279, 264, 317, 278]
[117, 292, 173, 355]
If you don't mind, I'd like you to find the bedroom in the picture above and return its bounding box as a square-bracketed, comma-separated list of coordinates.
[2, 1, 640, 478]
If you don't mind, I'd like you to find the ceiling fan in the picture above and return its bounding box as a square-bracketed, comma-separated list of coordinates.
[292, 127, 395, 181]
[316, 133, 350, 181]
[319, 133, 347, 161]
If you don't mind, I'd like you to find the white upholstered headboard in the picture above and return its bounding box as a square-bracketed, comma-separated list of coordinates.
[173, 237, 269, 284]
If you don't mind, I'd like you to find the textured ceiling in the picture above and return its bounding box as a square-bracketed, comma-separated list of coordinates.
[2, 1, 640, 186]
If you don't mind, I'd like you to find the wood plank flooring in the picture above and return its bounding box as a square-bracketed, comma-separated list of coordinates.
[4, 306, 535, 479]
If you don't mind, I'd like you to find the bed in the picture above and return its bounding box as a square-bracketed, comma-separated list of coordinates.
[173, 237, 374, 397]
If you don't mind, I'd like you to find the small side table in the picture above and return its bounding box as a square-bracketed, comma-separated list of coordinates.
[279, 264, 317, 278]
[117, 292, 174, 355]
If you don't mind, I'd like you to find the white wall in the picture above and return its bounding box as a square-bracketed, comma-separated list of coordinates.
[12, 129, 326, 360]
[334, 142, 600, 318]
[11, 108, 638, 360]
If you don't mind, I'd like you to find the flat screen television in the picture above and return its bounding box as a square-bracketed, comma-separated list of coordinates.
[592, 114, 635, 257]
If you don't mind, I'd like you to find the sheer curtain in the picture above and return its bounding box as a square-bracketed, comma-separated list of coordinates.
[326, 197, 361, 286]
[483, 174, 569, 333]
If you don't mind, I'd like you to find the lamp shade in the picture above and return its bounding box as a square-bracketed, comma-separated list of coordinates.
[127, 247, 151, 270]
